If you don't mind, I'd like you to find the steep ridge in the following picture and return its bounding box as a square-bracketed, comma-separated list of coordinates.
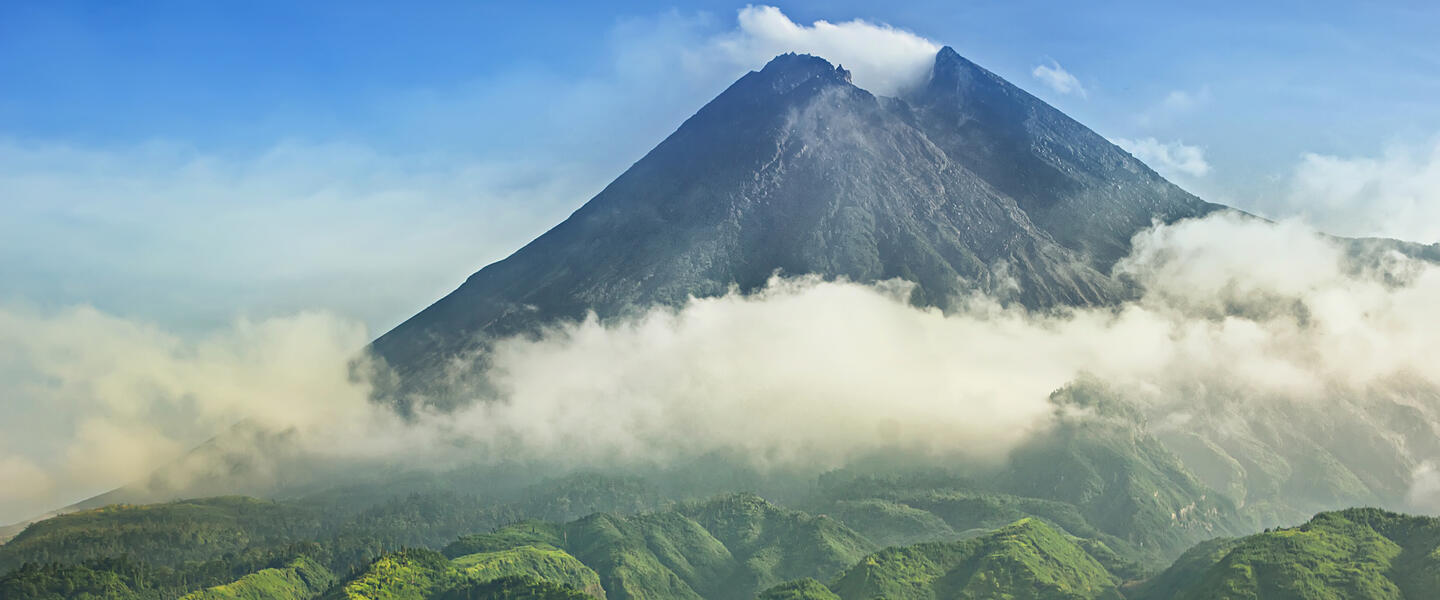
[907, 47, 1219, 269]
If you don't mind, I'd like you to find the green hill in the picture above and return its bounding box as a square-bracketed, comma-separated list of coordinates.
[443, 493, 873, 600]
[1133, 508, 1440, 600]
[181, 556, 336, 600]
[825, 517, 1122, 600]
[452, 546, 604, 599]
[328, 546, 603, 600]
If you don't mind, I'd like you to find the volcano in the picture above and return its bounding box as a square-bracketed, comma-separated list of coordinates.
[370, 47, 1220, 406]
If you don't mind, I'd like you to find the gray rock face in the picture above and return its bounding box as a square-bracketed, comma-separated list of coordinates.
[369, 48, 1219, 407]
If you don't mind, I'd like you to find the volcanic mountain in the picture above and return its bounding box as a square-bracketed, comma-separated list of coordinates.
[370, 47, 1220, 406]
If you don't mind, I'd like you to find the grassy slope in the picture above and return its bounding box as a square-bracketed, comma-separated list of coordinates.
[825, 517, 1121, 600]
[180, 556, 335, 600]
[328, 545, 605, 600]
[452, 546, 605, 599]
[1135, 508, 1440, 600]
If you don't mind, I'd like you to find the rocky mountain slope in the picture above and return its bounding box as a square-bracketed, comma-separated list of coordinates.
[369, 47, 1218, 407]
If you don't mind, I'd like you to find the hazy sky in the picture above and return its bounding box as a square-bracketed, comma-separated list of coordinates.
[3, 0, 1439, 335]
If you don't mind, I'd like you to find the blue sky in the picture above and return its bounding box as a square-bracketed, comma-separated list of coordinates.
[2, 0, 1440, 335]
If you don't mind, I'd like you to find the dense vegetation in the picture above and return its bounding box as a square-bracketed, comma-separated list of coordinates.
[824, 518, 1122, 599]
[1131, 508, 1440, 599]
[3, 468, 1438, 599]
[444, 493, 873, 600]
[180, 557, 335, 600]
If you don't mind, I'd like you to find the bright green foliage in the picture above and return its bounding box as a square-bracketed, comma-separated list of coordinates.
[452, 546, 604, 599]
[1137, 508, 1440, 600]
[327, 549, 453, 600]
[828, 518, 1122, 600]
[328, 545, 604, 600]
[756, 578, 841, 600]
[181, 556, 335, 600]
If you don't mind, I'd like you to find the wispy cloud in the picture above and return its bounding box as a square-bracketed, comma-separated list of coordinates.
[1031, 60, 1087, 97]
[1113, 137, 1212, 178]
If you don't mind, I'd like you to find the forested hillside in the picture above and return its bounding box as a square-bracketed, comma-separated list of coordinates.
[4, 473, 1436, 599]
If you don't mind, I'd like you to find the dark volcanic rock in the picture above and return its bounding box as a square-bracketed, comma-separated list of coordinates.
[369, 49, 1218, 408]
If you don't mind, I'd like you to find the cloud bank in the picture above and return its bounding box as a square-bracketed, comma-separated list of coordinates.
[0, 306, 400, 522]
[1282, 137, 1440, 243]
[13, 212, 1440, 524]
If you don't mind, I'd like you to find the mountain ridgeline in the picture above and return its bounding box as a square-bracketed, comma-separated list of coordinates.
[369, 47, 1218, 406]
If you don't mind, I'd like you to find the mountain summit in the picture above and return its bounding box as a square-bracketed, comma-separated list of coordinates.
[370, 47, 1219, 406]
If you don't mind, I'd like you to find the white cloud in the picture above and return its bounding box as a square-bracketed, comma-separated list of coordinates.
[1031, 60, 1087, 97]
[1113, 136, 1212, 178]
[707, 6, 940, 96]
[422, 213, 1440, 510]
[1277, 137, 1440, 243]
[0, 304, 404, 522]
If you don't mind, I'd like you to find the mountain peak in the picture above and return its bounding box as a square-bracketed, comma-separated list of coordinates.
[370, 43, 1217, 408]
[929, 45, 987, 89]
[756, 52, 852, 92]
[760, 52, 832, 71]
